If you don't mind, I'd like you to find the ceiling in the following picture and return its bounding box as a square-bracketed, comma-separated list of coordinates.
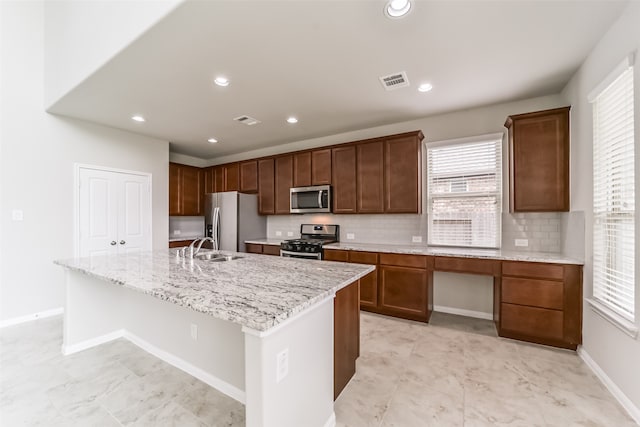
[48, 0, 628, 160]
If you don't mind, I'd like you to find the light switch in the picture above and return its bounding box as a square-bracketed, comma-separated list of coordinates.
[11, 209, 23, 221]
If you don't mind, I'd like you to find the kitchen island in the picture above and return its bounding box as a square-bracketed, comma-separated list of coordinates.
[55, 250, 374, 427]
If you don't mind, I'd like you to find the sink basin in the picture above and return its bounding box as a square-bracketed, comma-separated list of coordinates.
[195, 252, 243, 262]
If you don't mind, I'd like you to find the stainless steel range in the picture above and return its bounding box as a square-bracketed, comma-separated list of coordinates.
[280, 224, 339, 260]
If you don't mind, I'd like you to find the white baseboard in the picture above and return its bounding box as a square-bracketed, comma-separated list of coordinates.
[62, 329, 125, 355]
[123, 331, 246, 404]
[0, 307, 64, 329]
[323, 412, 336, 427]
[433, 305, 493, 320]
[578, 347, 640, 424]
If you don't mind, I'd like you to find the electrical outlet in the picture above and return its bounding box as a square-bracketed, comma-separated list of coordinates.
[190, 324, 198, 340]
[412, 236, 422, 243]
[11, 209, 23, 221]
[275, 231, 282, 237]
[276, 348, 289, 382]
[515, 239, 529, 247]
[346, 233, 355, 240]
[287, 231, 294, 237]
[174, 229, 182, 235]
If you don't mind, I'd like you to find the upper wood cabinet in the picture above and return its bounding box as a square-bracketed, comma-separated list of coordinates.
[223, 163, 239, 192]
[312, 149, 332, 185]
[169, 162, 203, 216]
[332, 146, 357, 214]
[258, 158, 275, 215]
[275, 155, 294, 214]
[384, 132, 423, 213]
[240, 160, 258, 193]
[357, 140, 385, 213]
[505, 107, 570, 212]
[293, 152, 312, 187]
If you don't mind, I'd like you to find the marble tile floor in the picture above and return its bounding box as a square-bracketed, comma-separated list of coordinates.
[0, 312, 636, 426]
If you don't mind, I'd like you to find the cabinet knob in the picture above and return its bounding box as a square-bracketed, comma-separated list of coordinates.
[110, 241, 117, 246]
[119, 240, 126, 245]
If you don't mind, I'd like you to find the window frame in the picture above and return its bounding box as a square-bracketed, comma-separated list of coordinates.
[426, 133, 504, 249]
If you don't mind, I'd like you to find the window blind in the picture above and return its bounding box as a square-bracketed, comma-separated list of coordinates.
[427, 134, 502, 248]
[592, 63, 635, 321]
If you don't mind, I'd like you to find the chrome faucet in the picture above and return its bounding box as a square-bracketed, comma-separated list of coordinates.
[187, 237, 216, 258]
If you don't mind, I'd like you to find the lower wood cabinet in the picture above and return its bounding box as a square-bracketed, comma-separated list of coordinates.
[499, 261, 582, 349]
[334, 279, 360, 399]
[245, 243, 280, 256]
[168, 239, 198, 248]
[379, 265, 430, 322]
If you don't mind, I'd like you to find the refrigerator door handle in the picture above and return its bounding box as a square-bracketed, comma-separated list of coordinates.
[213, 207, 220, 251]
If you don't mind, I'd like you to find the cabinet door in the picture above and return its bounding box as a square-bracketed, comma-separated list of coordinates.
[312, 149, 332, 185]
[169, 163, 182, 215]
[240, 160, 258, 193]
[379, 265, 429, 321]
[245, 243, 263, 254]
[507, 107, 570, 212]
[181, 166, 203, 215]
[384, 135, 422, 213]
[332, 146, 357, 213]
[204, 167, 215, 194]
[275, 155, 293, 214]
[357, 141, 384, 213]
[224, 163, 240, 191]
[324, 249, 349, 262]
[258, 158, 275, 215]
[214, 167, 224, 193]
[293, 152, 312, 187]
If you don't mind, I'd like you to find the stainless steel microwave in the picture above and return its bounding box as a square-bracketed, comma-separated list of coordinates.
[290, 185, 332, 214]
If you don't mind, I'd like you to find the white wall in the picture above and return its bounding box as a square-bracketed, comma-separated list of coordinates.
[43, 0, 182, 108]
[0, 1, 170, 323]
[561, 1, 640, 416]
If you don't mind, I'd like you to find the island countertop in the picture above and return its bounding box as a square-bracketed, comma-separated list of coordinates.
[55, 250, 374, 332]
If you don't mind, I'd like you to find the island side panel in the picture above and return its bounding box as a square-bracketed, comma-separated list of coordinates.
[243, 297, 335, 427]
[63, 270, 127, 354]
[123, 287, 246, 402]
[334, 279, 360, 399]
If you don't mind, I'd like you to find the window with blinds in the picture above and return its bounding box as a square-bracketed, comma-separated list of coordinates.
[590, 56, 635, 321]
[427, 134, 503, 248]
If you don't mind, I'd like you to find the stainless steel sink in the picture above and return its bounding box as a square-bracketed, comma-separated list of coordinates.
[195, 252, 242, 262]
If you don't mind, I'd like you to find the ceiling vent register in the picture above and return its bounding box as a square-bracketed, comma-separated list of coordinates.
[379, 71, 410, 90]
[233, 115, 261, 126]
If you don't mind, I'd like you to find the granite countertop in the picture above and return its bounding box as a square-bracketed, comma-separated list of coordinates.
[244, 238, 285, 246]
[323, 242, 584, 265]
[55, 250, 374, 332]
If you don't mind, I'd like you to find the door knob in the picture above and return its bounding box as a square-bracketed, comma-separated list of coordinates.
[110, 241, 117, 246]
[119, 240, 126, 245]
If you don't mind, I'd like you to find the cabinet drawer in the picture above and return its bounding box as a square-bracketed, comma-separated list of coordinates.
[324, 249, 349, 262]
[169, 239, 197, 248]
[501, 303, 563, 341]
[434, 256, 499, 275]
[502, 261, 564, 280]
[502, 277, 563, 310]
[245, 243, 263, 254]
[349, 251, 378, 264]
[379, 253, 426, 269]
[262, 244, 281, 256]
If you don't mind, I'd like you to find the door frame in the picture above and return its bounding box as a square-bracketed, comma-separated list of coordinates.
[74, 163, 153, 257]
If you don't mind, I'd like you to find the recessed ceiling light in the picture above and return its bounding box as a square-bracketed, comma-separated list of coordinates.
[207, 138, 218, 144]
[418, 83, 433, 93]
[287, 117, 298, 124]
[131, 115, 145, 122]
[384, 0, 411, 19]
[214, 77, 229, 87]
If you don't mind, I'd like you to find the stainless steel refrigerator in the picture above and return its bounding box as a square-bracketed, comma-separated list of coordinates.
[204, 192, 266, 252]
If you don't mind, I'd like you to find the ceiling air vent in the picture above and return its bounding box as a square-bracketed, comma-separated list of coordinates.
[233, 115, 261, 126]
[379, 71, 410, 91]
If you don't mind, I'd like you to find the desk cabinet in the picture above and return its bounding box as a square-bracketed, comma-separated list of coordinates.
[499, 261, 581, 349]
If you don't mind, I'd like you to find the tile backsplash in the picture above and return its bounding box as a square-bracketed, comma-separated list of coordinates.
[268, 210, 585, 257]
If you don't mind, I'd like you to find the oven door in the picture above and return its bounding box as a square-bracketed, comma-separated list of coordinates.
[280, 249, 322, 260]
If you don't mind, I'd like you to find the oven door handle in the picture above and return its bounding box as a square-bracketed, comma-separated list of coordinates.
[280, 249, 322, 259]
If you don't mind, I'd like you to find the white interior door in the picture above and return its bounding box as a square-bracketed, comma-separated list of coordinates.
[78, 166, 152, 257]
[117, 174, 151, 254]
